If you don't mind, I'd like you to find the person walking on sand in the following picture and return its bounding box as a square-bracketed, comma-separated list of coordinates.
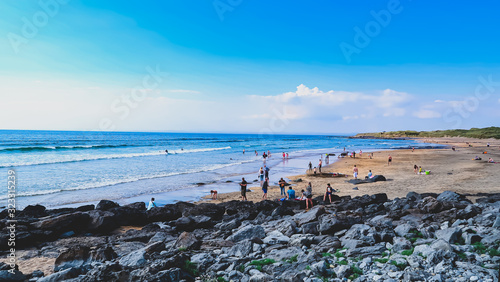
[240, 177, 248, 201]
[308, 162, 312, 171]
[264, 165, 270, 179]
[318, 159, 322, 173]
[279, 178, 286, 196]
[258, 167, 264, 186]
[262, 177, 269, 200]
[388, 155, 392, 165]
[414, 164, 418, 174]
[323, 183, 333, 203]
[353, 151, 356, 159]
[147, 198, 157, 211]
[353, 165, 359, 180]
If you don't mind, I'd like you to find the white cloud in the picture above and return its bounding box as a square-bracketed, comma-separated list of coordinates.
[164, 89, 201, 94]
[413, 109, 441, 119]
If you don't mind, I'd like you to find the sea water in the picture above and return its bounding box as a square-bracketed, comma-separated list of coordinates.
[0, 130, 443, 208]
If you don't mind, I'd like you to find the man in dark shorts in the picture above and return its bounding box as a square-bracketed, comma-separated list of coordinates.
[262, 177, 269, 200]
[240, 177, 248, 201]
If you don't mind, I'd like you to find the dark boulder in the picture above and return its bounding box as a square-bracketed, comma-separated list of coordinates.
[19, 205, 47, 218]
[254, 200, 280, 214]
[109, 205, 147, 226]
[96, 200, 120, 211]
[86, 210, 118, 233]
[183, 203, 225, 221]
[75, 205, 95, 212]
[271, 206, 295, 217]
[476, 193, 500, 204]
[31, 212, 90, 234]
[146, 205, 182, 223]
[173, 232, 201, 250]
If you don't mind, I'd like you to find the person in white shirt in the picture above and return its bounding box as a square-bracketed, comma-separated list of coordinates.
[147, 198, 157, 211]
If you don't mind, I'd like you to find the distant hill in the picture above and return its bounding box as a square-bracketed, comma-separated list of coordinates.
[354, 126, 500, 139]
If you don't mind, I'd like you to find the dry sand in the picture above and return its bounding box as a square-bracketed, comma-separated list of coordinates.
[200, 137, 500, 204]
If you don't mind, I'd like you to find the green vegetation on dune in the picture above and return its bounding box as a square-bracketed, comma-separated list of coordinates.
[354, 126, 500, 139]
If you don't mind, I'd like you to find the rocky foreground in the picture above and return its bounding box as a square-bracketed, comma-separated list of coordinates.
[1, 191, 500, 282]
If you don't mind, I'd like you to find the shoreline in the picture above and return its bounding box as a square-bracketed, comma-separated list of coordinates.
[199, 137, 500, 204]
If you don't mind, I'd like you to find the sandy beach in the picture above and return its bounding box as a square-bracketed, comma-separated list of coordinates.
[200, 137, 500, 204]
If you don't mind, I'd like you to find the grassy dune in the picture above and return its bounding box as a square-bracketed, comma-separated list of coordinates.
[355, 126, 500, 139]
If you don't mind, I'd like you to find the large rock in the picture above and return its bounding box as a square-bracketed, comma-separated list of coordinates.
[31, 212, 90, 234]
[173, 232, 200, 250]
[146, 205, 182, 223]
[54, 245, 90, 271]
[86, 210, 118, 233]
[436, 191, 465, 203]
[227, 224, 265, 242]
[183, 203, 225, 221]
[418, 197, 443, 213]
[38, 268, 80, 282]
[392, 237, 412, 252]
[254, 200, 280, 214]
[262, 230, 290, 245]
[109, 204, 147, 226]
[435, 227, 462, 244]
[293, 206, 325, 226]
[318, 214, 356, 234]
[430, 239, 453, 252]
[394, 223, 415, 237]
[19, 205, 48, 218]
[0, 270, 26, 281]
[226, 239, 253, 257]
[346, 243, 386, 257]
[340, 224, 376, 247]
[95, 200, 119, 211]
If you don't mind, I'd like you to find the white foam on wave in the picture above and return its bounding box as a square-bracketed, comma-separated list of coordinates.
[0, 146, 232, 168]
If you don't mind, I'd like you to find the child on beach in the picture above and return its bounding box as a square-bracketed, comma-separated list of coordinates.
[210, 190, 218, 200]
[414, 164, 418, 174]
[366, 170, 373, 179]
[388, 155, 392, 165]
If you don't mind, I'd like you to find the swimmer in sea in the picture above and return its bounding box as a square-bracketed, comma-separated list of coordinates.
[165, 149, 168, 154]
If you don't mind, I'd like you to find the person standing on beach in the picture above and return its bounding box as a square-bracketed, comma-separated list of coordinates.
[240, 177, 248, 201]
[283, 152, 286, 159]
[388, 155, 392, 165]
[279, 178, 286, 196]
[308, 162, 312, 171]
[353, 165, 359, 180]
[414, 164, 418, 174]
[323, 184, 333, 203]
[264, 165, 270, 179]
[258, 167, 264, 186]
[305, 182, 313, 209]
[255, 150, 258, 156]
[318, 159, 322, 173]
[353, 151, 356, 159]
[286, 153, 289, 159]
[147, 198, 157, 211]
[262, 177, 269, 200]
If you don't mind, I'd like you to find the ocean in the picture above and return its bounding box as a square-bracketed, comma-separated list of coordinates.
[0, 130, 443, 209]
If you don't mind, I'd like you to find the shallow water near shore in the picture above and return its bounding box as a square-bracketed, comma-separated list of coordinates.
[0, 130, 443, 209]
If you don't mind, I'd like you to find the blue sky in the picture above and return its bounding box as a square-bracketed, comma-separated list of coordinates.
[1, 0, 499, 134]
